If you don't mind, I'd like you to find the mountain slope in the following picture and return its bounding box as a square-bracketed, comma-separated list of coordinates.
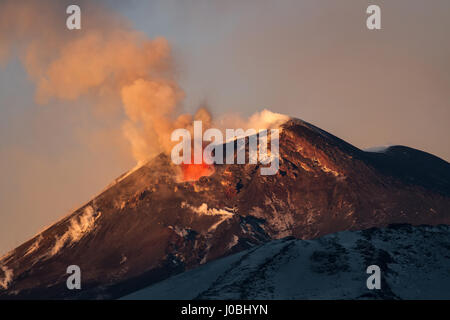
[122, 224, 450, 300]
[0, 117, 449, 299]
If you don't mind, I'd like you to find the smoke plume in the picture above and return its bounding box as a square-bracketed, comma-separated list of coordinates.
[0, 0, 289, 169]
[0, 0, 200, 164]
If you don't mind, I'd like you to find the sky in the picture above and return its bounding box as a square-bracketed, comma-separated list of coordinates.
[1, 0, 449, 255]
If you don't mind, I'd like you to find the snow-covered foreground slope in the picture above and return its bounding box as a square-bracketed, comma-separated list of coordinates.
[122, 224, 450, 300]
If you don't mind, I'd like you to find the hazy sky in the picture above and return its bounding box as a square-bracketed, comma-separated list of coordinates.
[1, 0, 449, 255]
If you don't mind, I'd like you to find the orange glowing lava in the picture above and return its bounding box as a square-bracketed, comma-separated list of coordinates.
[181, 161, 214, 181]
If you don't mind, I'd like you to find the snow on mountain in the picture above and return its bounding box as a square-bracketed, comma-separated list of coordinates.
[51, 205, 101, 256]
[0, 266, 13, 290]
[122, 224, 450, 300]
[1, 117, 449, 299]
[364, 146, 391, 153]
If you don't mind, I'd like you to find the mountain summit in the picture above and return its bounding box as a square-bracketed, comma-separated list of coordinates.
[1, 117, 449, 299]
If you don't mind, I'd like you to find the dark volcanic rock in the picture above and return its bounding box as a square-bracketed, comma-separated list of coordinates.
[0, 118, 449, 299]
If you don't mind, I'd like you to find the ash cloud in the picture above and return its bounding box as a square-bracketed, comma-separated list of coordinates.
[0, 0, 199, 164]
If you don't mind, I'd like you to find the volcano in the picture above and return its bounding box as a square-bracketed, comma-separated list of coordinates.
[1, 117, 449, 299]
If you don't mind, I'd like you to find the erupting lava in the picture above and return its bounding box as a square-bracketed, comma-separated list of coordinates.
[181, 161, 214, 181]
[178, 140, 215, 182]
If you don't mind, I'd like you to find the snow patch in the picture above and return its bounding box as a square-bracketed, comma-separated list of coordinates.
[320, 165, 340, 177]
[115, 164, 142, 184]
[24, 234, 43, 257]
[227, 235, 239, 250]
[181, 202, 234, 217]
[364, 145, 391, 153]
[299, 162, 312, 172]
[51, 205, 100, 256]
[168, 225, 189, 238]
[314, 158, 340, 176]
[0, 265, 13, 290]
[208, 216, 231, 232]
[181, 202, 234, 232]
[0, 250, 14, 265]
